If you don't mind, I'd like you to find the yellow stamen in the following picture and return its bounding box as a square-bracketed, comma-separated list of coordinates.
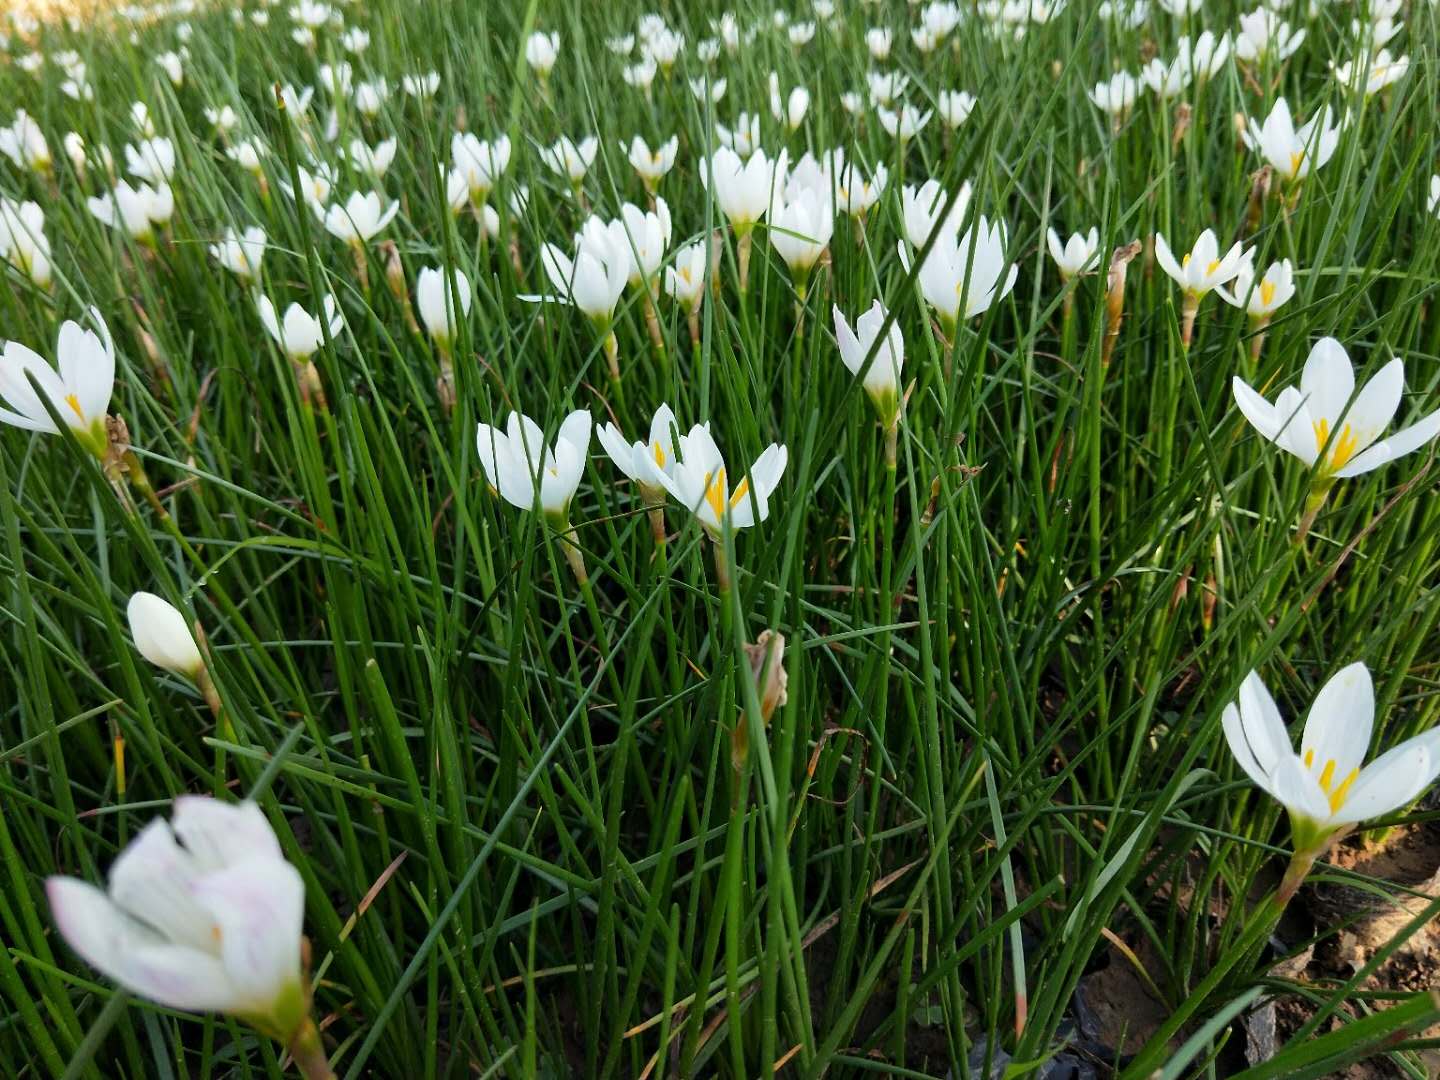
[652, 440, 666, 467]
[1205, 258, 1222, 276]
[1259, 280, 1276, 307]
[1289, 150, 1304, 177]
[1317, 758, 1336, 791]
[1328, 767, 1359, 814]
[703, 467, 727, 523]
[1304, 748, 1315, 768]
[64, 392, 84, 420]
[1313, 418, 1359, 469]
[728, 475, 751, 509]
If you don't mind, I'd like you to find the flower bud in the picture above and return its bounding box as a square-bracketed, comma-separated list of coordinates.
[127, 592, 204, 678]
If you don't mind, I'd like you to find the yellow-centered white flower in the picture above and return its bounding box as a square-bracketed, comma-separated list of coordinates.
[1154, 229, 1249, 297]
[627, 135, 678, 186]
[596, 402, 687, 503]
[656, 425, 788, 537]
[1235, 7, 1305, 62]
[664, 242, 708, 311]
[209, 226, 267, 281]
[450, 133, 510, 201]
[937, 90, 977, 128]
[1223, 664, 1439, 855]
[1332, 49, 1408, 96]
[1231, 337, 1440, 479]
[0, 307, 114, 453]
[47, 797, 308, 1039]
[1242, 99, 1342, 182]
[0, 196, 52, 288]
[897, 216, 1017, 331]
[768, 187, 833, 277]
[476, 410, 590, 518]
[1216, 258, 1295, 318]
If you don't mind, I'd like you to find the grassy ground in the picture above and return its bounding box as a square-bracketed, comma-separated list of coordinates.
[3, 0, 1440, 1076]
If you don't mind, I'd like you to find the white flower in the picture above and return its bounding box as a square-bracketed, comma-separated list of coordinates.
[341, 27, 369, 53]
[596, 402, 686, 502]
[768, 187, 833, 276]
[319, 190, 398, 244]
[788, 21, 816, 45]
[317, 62, 353, 97]
[617, 198, 673, 283]
[1089, 72, 1139, 116]
[1235, 8, 1305, 62]
[1179, 31, 1232, 80]
[125, 137, 175, 183]
[1153, 229, 1249, 297]
[0, 109, 52, 172]
[204, 105, 239, 134]
[623, 57, 658, 91]
[689, 76, 727, 103]
[898, 216, 1017, 329]
[626, 135, 678, 186]
[526, 31, 560, 76]
[606, 33, 635, 54]
[1140, 55, 1193, 98]
[209, 225, 267, 280]
[836, 162, 887, 217]
[1222, 664, 1439, 855]
[1217, 258, 1295, 318]
[451, 133, 510, 201]
[912, 26, 942, 52]
[278, 84, 313, 117]
[476, 410, 590, 518]
[282, 164, 336, 208]
[0, 196, 52, 288]
[1242, 99, 1342, 182]
[88, 181, 174, 240]
[401, 72, 440, 98]
[703, 147, 788, 232]
[130, 101, 156, 138]
[840, 92, 865, 115]
[866, 26, 893, 59]
[1156, 0, 1204, 15]
[877, 104, 932, 139]
[415, 266, 471, 345]
[1430, 174, 1440, 218]
[1332, 49, 1408, 96]
[47, 797, 308, 1038]
[937, 90, 977, 129]
[155, 50, 184, 87]
[542, 135, 598, 183]
[664, 242, 708, 312]
[768, 73, 810, 132]
[352, 78, 389, 117]
[833, 301, 904, 425]
[0, 307, 114, 451]
[126, 593, 204, 677]
[540, 232, 629, 323]
[866, 70, 909, 106]
[347, 137, 397, 178]
[1046, 227, 1101, 279]
[291, 0, 332, 27]
[227, 138, 268, 174]
[1232, 337, 1440, 479]
[716, 113, 762, 158]
[257, 294, 343, 359]
[657, 425, 788, 537]
[901, 178, 972, 249]
[642, 27, 684, 69]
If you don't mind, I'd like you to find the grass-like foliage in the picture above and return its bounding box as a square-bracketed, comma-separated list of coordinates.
[2, 0, 1440, 1076]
